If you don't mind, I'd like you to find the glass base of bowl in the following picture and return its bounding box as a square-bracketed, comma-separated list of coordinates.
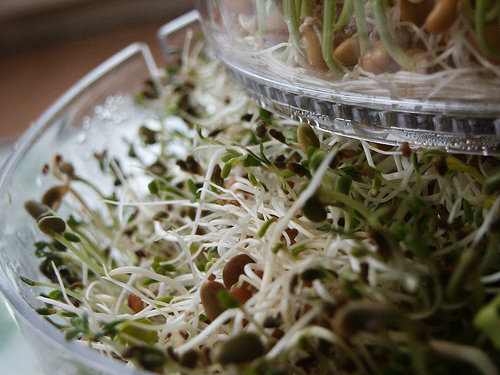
[223, 61, 500, 156]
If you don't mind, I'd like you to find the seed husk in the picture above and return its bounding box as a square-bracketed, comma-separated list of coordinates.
[302, 195, 327, 222]
[229, 286, 253, 305]
[200, 280, 227, 322]
[41, 185, 68, 211]
[24, 200, 51, 220]
[333, 34, 361, 66]
[214, 332, 265, 364]
[297, 123, 320, 154]
[222, 254, 256, 289]
[37, 215, 66, 236]
[128, 293, 146, 313]
[301, 25, 329, 71]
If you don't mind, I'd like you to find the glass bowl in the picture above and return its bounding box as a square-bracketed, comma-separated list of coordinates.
[0, 12, 206, 374]
[195, 0, 500, 154]
[0, 41, 166, 375]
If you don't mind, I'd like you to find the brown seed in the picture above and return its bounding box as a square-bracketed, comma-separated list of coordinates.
[435, 155, 448, 176]
[269, 129, 286, 143]
[230, 287, 253, 305]
[424, 0, 459, 35]
[333, 34, 361, 66]
[222, 254, 256, 289]
[256, 123, 267, 138]
[399, 0, 434, 26]
[200, 280, 227, 322]
[139, 125, 158, 145]
[263, 314, 282, 328]
[41, 185, 68, 211]
[24, 200, 51, 220]
[58, 162, 75, 176]
[359, 42, 398, 74]
[128, 293, 146, 313]
[399, 142, 412, 158]
[286, 162, 309, 177]
[301, 25, 329, 71]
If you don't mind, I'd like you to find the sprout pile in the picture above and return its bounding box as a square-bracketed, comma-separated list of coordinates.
[23, 33, 500, 374]
[207, 0, 500, 101]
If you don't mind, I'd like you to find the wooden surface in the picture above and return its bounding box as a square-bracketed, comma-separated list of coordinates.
[0, 2, 194, 143]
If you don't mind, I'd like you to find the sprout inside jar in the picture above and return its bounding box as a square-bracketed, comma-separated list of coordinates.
[198, 0, 500, 102]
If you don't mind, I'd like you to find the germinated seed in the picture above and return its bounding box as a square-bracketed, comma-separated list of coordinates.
[359, 42, 396, 74]
[308, 148, 328, 172]
[399, 0, 434, 26]
[57, 162, 75, 176]
[119, 318, 158, 345]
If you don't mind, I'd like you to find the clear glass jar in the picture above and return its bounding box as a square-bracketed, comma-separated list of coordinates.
[196, 0, 500, 154]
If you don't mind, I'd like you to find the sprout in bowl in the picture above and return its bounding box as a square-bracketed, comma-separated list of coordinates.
[1, 10, 500, 375]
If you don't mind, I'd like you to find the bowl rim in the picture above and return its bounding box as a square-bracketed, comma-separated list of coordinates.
[0, 42, 160, 375]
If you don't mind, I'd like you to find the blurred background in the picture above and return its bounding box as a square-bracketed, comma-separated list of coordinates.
[0, 0, 195, 142]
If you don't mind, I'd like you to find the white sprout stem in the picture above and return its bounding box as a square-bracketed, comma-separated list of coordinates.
[261, 145, 339, 290]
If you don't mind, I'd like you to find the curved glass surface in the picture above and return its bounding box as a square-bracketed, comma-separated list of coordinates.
[0, 42, 160, 375]
[195, 1, 500, 155]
